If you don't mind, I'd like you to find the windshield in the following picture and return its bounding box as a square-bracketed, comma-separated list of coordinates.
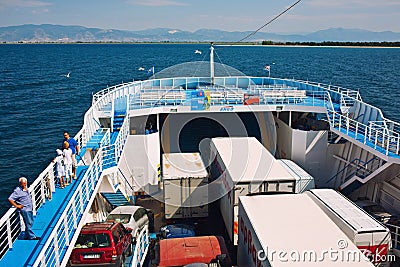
[75, 233, 111, 248]
[106, 214, 131, 224]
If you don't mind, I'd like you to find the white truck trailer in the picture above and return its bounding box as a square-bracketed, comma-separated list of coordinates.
[209, 137, 314, 245]
[307, 189, 392, 264]
[238, 194, 375, 267]
[162, 153, 208, 219]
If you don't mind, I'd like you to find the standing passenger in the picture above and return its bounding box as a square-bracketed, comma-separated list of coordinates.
[63, 141, 73, 185]
[8, 177, 40, 240]
[53, 149, 65, 188]
[63, 131, 80, 179]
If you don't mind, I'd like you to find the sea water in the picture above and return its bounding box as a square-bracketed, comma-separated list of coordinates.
[0, 43, 399, 216]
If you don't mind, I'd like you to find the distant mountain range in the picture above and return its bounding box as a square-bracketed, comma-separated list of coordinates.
[1, 24, 399, 43]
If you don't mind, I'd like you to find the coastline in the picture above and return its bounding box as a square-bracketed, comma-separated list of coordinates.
[1, 41, 399, 48]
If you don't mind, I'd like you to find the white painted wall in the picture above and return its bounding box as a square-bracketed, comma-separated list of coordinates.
[118, 132, 160, 191]
[275, 117, 329, 186]
[275, 118, 292, 159]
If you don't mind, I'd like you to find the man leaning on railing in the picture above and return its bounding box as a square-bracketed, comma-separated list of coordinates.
[8, 177, 40, 240]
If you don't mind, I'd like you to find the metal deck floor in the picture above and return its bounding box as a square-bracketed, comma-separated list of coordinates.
[1, 166, 89, 267]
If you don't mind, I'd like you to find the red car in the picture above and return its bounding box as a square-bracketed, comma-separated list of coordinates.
[69, 222, 133, 267]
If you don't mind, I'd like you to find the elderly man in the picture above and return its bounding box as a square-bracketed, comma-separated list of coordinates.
[8, 177, 40, 240]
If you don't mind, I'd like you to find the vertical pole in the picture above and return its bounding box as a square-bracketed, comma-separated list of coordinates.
[210, 42, 214, 86]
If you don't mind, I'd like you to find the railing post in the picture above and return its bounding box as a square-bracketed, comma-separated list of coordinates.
[79, 186, 84, 214]
[364, 125, 368, 144]
[386, 133, 390, 155]
[338, 116, 342, 131]
[49, 170, 55, 193]
[72, 201, 77, 229]
[355, 122, 359, 138]
[40, 179, 45, 204]
[54, 235, 60, 267]
[31, 191, 37, 216]
[6, 217, 12, 249]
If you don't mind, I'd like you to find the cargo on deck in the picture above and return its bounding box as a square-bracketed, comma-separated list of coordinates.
[307, 189, 392, 264]
[209, 137, 314, 245]
[162, 153, 209, 219]
[238, 194, 375, 267]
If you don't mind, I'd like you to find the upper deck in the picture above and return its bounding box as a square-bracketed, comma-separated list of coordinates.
[94, 75, 400, 162]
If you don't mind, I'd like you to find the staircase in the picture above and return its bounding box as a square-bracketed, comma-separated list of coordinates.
[113, 112, 125, 132]
[339, 90, 358, 114]
[101, 190, 132, 209]
[327, 157, 382, 190]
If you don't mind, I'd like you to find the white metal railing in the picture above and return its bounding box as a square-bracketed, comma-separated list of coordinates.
[0, 208, 22, 259]
[92, 82, 131, 104]
[385, 223, 400, 251]
[298, 79, 363, 102]
[131, 225, 150, 267]
[100, 128, 111, 148]
[329, 111, 400, 156]
[33, 147, 104, 267]
[101, 116, 130, 169]
[114, 115, 130, 162]
[0, 162, 56, 258]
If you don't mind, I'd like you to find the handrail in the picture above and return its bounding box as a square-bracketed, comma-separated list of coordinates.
[0, 162, 56, 258]
[114, 115, 130, 162]
[327, 157, 380, 186]
[329, 110, 400, 156]
[118, 168, 135, 196]
[385, 222, 400, 250]
[32, 147, 104, 267]
[132, 225, 150, 267]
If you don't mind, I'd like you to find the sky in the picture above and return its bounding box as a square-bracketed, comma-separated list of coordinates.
[0, 0, 399, 33]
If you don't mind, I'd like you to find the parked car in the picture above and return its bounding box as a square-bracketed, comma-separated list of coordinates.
[69, 222, 132, 267]
[160, 224, 196, 239]
[356, 200, 392, 223]
[106, 205, 149, 241]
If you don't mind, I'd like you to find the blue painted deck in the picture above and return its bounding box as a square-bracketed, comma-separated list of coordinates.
[1, 166, 89, 267]
[0, 114, 127, 266]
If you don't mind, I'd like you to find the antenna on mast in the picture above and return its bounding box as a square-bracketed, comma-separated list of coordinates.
[210, 42, 214, 86]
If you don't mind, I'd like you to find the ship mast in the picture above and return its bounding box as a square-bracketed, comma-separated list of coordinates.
[210, 42, 214, 86]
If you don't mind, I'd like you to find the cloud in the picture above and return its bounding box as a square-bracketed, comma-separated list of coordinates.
[32, 8, 49, 14]
[125, 0, 188, 7]
[306, 0, 400, 8]
[0, 0, 52, 8]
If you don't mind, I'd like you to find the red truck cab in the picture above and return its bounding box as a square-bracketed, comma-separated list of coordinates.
[154, 236, 231, 267]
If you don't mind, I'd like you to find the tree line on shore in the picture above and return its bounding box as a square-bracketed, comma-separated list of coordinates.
[261, 40, 400, 47]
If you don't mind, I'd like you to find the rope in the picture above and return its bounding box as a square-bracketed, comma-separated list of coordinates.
[234, 0, 303, 44]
